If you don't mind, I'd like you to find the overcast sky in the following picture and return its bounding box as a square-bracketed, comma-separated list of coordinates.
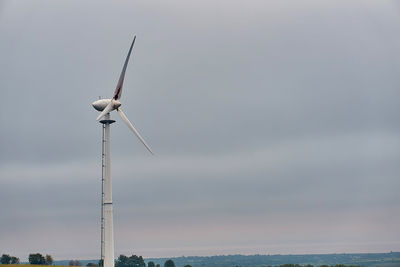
[1, 0, 400, 261]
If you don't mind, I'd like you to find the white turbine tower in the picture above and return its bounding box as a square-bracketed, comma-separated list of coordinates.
[92, 36, 153, 267]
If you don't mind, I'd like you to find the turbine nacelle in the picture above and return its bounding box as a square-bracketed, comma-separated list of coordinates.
[92, 99, 111, 111]
[92, 99, 121, 112]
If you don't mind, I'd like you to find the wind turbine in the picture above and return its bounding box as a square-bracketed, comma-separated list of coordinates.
[92, 36, 153, 267]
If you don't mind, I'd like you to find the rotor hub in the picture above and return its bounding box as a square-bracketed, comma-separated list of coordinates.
[113, 100, 121, 109]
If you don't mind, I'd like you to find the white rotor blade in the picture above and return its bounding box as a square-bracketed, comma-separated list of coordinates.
[113, 36, 136, 100]
[96, 101, 114, 121]
[117, 108, 153, 154]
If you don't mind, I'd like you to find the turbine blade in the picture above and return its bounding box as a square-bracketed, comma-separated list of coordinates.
[96, 101, 114, 121]
[113, 36, 136, 100]
[117, 108, 153, 154]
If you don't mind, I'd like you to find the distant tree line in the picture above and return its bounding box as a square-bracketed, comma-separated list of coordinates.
[275, 265, 362, 267]
[28, 253, 53, 265]
[113, 255, 179, 267]
[69, 260, 82, 266]
[0, 253, 53, 265]
[82, 255, 177, 267]
[236, 265, 362, 267]
[1, 254, 20, 264]
[113, 257, 362, 267]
